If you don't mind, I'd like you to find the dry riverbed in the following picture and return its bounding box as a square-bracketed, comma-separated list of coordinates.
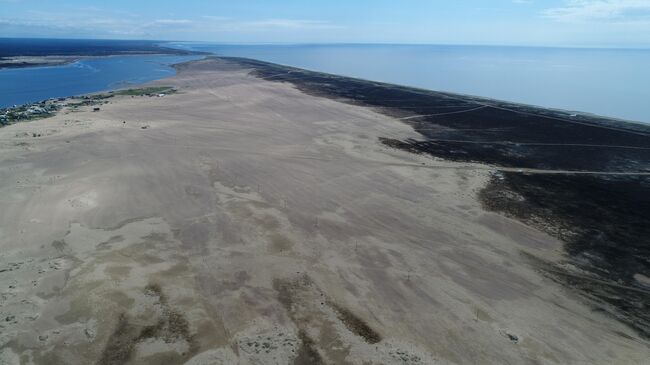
[0, 58, 647, 364]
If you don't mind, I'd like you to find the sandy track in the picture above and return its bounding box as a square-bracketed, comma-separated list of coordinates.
[0, 58, 647, 364]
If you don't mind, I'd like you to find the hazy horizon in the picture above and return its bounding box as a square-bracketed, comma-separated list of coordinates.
[5, 36, 650, 52]
[2, 1, 650, 48]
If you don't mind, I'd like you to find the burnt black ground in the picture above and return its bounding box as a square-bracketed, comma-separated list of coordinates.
[222, 57, 650, 339]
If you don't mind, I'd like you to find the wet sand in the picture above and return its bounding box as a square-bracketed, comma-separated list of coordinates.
[0, 58, 648, 364]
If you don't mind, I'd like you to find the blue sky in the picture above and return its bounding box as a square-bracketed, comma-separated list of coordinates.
[1, 0, 650, 47]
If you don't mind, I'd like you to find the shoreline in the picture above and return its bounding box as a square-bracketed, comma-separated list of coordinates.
[0, 54, 205, 112]
[0, 55, 85, 69]
[6, 53, 648, 128]
[0, 52, 208, 71]
[0, 38, 205, 70]
[219, 56, 650, 130]
[0, 57, 648, 364]
[219, 56, 650, 338]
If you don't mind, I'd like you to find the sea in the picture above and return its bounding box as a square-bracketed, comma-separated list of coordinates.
[0, 54, 201, 108]
[170, 43, 650, 124]
[2, 42, 650, 123]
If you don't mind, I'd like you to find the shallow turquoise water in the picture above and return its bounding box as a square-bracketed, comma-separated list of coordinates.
[171, 43, 650, 123]
[0, 55, 202, 108]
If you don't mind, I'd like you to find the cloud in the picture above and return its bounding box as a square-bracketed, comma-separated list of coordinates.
[542, 0, 650, 23]
[151, 19, 193, 25]
[0, 7, 342, 39]
[201, 17, 343, 31]
[0, 7, 145, 36]
[238, 19, 341, 30]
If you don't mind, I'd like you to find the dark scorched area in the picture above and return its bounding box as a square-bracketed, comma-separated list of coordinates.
[222, 57, 650, 339]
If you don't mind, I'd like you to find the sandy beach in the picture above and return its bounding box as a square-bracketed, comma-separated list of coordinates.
[0, 58, 648, 364]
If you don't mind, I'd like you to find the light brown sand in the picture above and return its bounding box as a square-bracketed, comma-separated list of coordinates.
[0, 58, 647, 364]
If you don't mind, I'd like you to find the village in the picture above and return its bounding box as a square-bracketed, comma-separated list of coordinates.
[0, 99, 61, 125]
[0, 86, 174, 126]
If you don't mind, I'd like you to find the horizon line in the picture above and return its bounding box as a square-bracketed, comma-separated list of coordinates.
[1, 37, 649, 51]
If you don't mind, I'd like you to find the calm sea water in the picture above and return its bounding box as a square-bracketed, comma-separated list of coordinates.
[0, 55, 201, 108]
[171, 43, 650, 123]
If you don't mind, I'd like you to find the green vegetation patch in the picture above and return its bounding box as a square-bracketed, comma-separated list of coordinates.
[113, 86, 176, 96]
[1, 103, 60, 126]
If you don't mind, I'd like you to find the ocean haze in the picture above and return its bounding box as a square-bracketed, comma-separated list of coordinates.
[172, 43, 650, 123]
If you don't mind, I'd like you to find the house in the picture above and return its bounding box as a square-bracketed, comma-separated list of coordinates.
[26, 106, 46, 115]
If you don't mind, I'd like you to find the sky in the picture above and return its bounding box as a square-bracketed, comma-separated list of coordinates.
[1, 0, 650, 48]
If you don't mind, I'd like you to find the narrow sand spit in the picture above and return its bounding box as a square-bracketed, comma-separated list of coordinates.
[0, 58, 647, 364]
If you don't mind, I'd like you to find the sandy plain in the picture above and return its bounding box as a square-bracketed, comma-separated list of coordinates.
[0, 58, 648, 364]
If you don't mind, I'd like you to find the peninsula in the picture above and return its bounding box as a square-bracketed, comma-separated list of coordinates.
[0, 57, 648, 365]
[0, 38, 200, 69]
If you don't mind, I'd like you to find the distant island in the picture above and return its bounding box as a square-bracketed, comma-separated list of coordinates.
[0, 38, 203, 69]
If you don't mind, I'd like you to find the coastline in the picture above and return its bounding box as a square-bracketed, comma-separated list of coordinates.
[219, 56, 650, 131]
[0, 38, 205, 70]
[182, 44, 650, 124]
[0, 55, 86, 69]
[221, 56, 650, 337]
[0, 52, 207, 71]
[0, 54, 205, 111]
[0, 57, 648, 364]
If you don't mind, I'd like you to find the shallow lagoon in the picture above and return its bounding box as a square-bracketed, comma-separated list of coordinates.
[0, 55, 202, 108]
